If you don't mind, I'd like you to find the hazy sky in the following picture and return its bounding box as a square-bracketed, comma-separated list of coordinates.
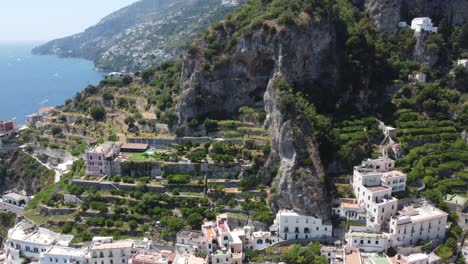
[0, 0, 138, 41]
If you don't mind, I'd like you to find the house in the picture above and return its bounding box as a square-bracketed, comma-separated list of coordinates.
[332, 199, 365, 221]
[444, 194, 467, 229]
[0, 120, 16, 137]
[176, 230, 207, 253]
[130, 252, 169, 264]
[408, 73, 426, 83]
[249, 231, 280, 250]
[352, 158, 405, 226]
[457, 59, 468, 68]
[39, 246, 87, 264]
[177, 214, 244, 264]
[321, 246, 344, 263]
[5, 222, 74, 264]
[391, 253, 429, 264]
[389, 205, 448, 247]
[381, 171, 406, 193]
[85, 142, 123, 176]
[87, 238, 137, 264]
[271, 209, 332, 240]
[345, 228, 391, 253]
[411, 17, 437, 33]
[2, 192, 29, 207]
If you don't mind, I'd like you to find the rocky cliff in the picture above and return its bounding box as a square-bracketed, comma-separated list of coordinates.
[366, 0, 468, 32]
[32, 0, 245, 71]
[177, 12, 340, 219]
[0, 151, 55, 195]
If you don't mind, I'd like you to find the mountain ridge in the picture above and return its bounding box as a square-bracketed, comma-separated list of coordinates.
[32, 0, 244, 72]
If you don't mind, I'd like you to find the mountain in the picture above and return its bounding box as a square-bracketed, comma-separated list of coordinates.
[24, 0, 468, 236]
[176, 0, 468, 218]
[32, 0, 245, 72]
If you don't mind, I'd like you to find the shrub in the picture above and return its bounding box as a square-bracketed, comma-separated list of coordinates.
[167, 174, 191, 184]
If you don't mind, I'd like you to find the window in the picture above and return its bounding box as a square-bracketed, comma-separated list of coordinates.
[360, 240, 364, 244]
[316, 227, 319, 231]
[296, 218, 299, 223]
[325, 227, 328, 231]
[306, 218, 309, 223]
[375, 241, 379, 244]
[382, 208, 385, 213]
[56, 259, 58, 263]
[368, 240, 371, 244]
[122, 259, 125, 264]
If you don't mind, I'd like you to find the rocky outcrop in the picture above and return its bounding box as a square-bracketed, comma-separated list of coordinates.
[413, 31, 440, 67]
[366, 0, 468, 32]
[177, 18, 338, 220]
[0, 151, 55, 195]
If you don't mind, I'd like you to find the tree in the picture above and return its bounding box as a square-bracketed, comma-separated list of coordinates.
[128, 220, 138, 231]
[435, 245, 453, 263]
[187, 212, 203, 227]
[90, 105, 106, 121]
[102, 92, 114, 101]
[124, 116, 136, 127]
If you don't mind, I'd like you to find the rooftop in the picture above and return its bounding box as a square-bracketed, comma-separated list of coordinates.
[341, 202, 361, 209]
[395, 205, 448, 223]
[444, 194, 466, 205]
[347, 231, 384, 239]
[370, 256, 391, 264]
[367, 186, 391, 192]
[382, 171, 406, 179]
[121, 143, 149, 151]
[90, 240, 133, 250]
[131, 252, 168, 263]
[43, 246, 87, 258]
[345, 252, 361, 264]
[2, 192, 28, 201]
[9, 223, 73, 246]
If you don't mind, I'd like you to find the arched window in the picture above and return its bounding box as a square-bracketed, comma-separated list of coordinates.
[257, 239, 263, 244]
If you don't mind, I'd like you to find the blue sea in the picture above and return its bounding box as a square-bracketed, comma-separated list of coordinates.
[0, 42, 105, 124]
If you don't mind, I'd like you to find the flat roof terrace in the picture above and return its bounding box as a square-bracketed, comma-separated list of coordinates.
[367, 185, 391, 192]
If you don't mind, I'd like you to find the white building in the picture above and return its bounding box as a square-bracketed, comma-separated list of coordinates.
[408, 73, 426, 83]
[176, 230, 207, 253]
[249, 231, 281, 251]
[87, 238, 137, 264]
[381, 171, 406, 193]
[393, 253, 429, 264]
[345, 229, 390, 253]
[389, 205, 448, 247]
[39, 246, 87, 264]
[321, 246, 344, 263]
[130, 252, 169, 264]
[411, 17, 438, 33]
[332, 199, 365, 221]
[5, 222, 73, 264]
[2, 192, 29, 207]
[457, 59, 468, 68]
[271, 209, 332, 241]
[352, 158, 404, 226]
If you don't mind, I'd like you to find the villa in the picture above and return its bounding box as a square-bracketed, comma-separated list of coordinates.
[410, 17, 438, 33]
[389, 205, 448, 247]
[271, 209, 332, 240]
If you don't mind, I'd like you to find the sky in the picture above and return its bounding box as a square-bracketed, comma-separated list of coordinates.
[0, 0, 138, 41]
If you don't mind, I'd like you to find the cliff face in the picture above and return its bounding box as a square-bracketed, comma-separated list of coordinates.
[366, 0, 468, 32]
[177, 18, 337, 219]
[0, 151, 55, 195]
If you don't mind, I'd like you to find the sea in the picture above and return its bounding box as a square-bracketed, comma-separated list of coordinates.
[0, 41, 105, 124]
